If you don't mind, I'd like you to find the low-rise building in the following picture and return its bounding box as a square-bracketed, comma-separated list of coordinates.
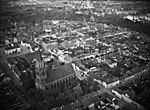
[42, 41, 58, 52]
[5, 43, 21, 55]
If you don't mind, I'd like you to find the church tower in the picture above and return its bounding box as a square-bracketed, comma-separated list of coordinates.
[34, 51, 47, 89]
[35, 51, 47, 78]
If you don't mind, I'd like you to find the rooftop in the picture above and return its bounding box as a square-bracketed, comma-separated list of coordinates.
[5, 43, 20, 50]
[45, 63, 76, 84]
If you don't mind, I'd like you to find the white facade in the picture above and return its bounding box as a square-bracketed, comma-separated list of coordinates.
[112, 89, 133, 103]
[112, 90, 122, 99]
[72, 63, 87, 80]
[5, 47, 21, 55]
[42, 42, 58, 52]
[107, 80, 120, 88]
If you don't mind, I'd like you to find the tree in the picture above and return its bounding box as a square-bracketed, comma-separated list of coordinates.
[121, 106, 132, 110]
[46, 97, 55, 109]
[33, 89, 48, 102]
[92, 82, 100, 91]
[55, 92, 67, 106]
[48, 88, 59, 98]
[66, 92, 76, 102]
[28, 88, 36, 99]
[73, 84, 83, 98]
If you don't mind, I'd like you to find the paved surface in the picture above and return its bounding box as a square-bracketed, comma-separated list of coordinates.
[102, 31, 127, 38]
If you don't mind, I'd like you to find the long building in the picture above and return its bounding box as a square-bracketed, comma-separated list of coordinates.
[45, 63, 77, 89]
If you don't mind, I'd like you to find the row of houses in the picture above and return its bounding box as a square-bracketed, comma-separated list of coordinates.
[5, 41, 35, 55]
[112, 88, 132, 103]
[5, 44, 21, 55]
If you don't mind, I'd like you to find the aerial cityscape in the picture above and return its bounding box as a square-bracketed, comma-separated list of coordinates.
[0, 0, 150, 110]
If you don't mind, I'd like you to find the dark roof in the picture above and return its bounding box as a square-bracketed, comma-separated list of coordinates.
[24, 51, 44, 63]
[60, 95, 100, 110]
[0, 38, 5, 45]
[45, 63, 75, 84]
[5, 44, 20, 50]
[100, 92, 114, 100]
[23, 39, 37, 48]
[113, 87, 123, 94]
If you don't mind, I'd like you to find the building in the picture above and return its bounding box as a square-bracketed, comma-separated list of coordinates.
[112, 88, 133, 103]
[0, 38, 5, 47]
[33, 51, 49, 80]
[60, 39, 80, 49]
[20, 41, 32, 51]
[42, 41, 58, 52]
[23, 51, 49, 89]
[34, 57, 86, 89]
[32, 49, 80, 89]
[44, 63, 78, 89]
[54, 92, 120, 110]
[5, 43, 21, 55]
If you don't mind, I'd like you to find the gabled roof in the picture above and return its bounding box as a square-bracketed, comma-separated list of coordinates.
[45, 63, 76, 84]
[5, 44, 20, 50]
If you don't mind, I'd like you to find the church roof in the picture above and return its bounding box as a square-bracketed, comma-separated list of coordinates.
[45, 63, 76, 84]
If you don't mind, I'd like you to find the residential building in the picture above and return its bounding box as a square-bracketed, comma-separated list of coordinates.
[42, 41, 58, 52]
[5, 43, 21, 55]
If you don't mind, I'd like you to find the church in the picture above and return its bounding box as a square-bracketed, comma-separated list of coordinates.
[33, 50, 84, 90]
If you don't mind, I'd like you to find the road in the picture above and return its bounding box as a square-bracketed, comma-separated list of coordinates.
[102, 31, 127, 38]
